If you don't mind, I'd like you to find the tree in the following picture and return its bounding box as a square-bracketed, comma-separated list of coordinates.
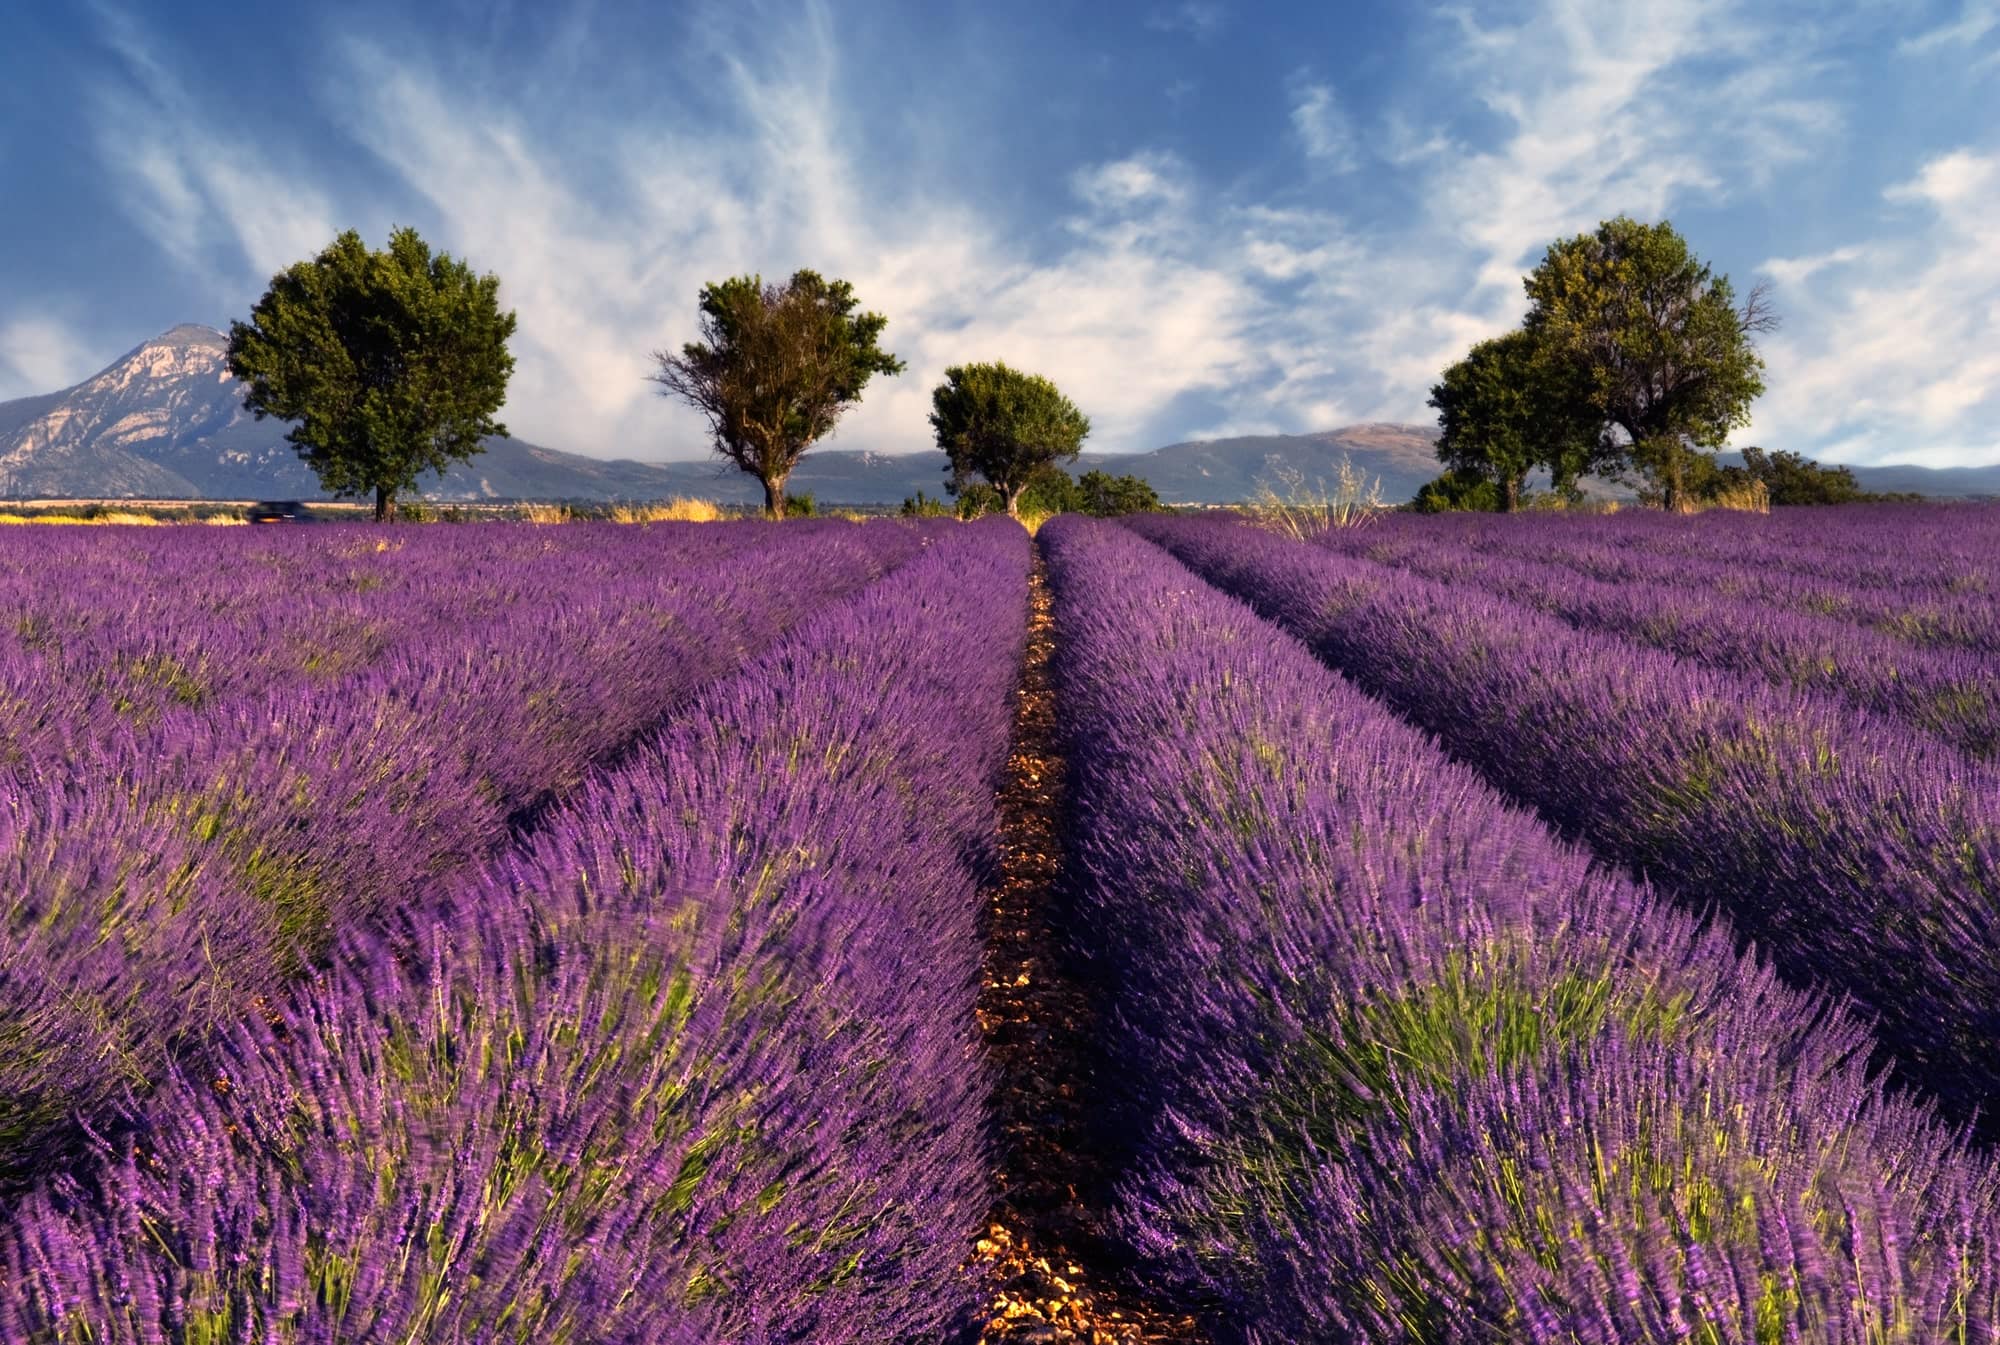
[1074, 469, 1163, 516]
[1428, 329, 1604, 511]
[1523, 216, 1776, 512]
[1736, 447, 1861, 506]
[929, 362, 1091, 517]
[650, 270, 903, 518]
[1411, 468, 1502, 514]
[226, 227, 516, 521]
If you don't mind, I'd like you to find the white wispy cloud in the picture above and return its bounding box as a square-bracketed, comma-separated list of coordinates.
[326, 14, 1270, 459]
[1289, 77, 1359, 171]
[1145, 2, 1227, 38]
[84, 3, 337, 298]
[313, 0, 1850, 460]
[0, 317, 105, 401]
[1899, 0, 1999, 53]
[1751, 146, 2000, 466]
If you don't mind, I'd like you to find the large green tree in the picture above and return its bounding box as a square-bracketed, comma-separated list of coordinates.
[650, 270, 903, 518]
[1523, 216, 1775, 511]
[929, 362, 1091, 517]
[1428, 328, 1604, 511]
[227, 227, 516, 521]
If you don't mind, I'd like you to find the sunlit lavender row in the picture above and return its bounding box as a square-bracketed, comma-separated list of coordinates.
[1046, 515, 2000, 1341]
[0, 517, 1027, 1342]
[1346, 508, 2000, 656]
[1133, 512, 2000, 1132]
[1315, 526, 2000, 757]
[0, 521, 924, 1178]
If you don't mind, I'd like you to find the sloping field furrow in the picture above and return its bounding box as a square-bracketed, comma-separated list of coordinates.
[0, 517, 1030, 1343]
[1315, 530, 2000, 757]
[1043, 516, 1998, 1342]
[1131, 513, 2000, 1131]
[0, 520, 928, 1181]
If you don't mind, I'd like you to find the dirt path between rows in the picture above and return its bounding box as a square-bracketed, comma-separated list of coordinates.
[968, 547, 1206, 1345]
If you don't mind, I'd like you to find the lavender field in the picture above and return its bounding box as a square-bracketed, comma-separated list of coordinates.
[3, 506, 2000, 1343]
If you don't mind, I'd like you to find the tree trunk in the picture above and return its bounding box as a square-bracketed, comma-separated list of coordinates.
[1502, 475, 1521, 513]
[762, 473, 788, 520]
[1665, 444, 1686, 513]
[1005, 483, 1024, 518]
[374, 485, 397, 523]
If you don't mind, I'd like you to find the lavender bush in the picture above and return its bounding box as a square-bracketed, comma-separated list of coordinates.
[1314, 529, 2000, 757]
[0, 517, 1027, 1342]
[1131, 512, 2000, 1130]
[1338, 507, 2000, 656]
[1044, 515, 1999, 1342]
[0, 521, 924, 1179]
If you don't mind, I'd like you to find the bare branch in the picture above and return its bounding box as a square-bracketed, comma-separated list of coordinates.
[1739, 280, 1780, 335]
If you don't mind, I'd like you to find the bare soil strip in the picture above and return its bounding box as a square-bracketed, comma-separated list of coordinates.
[969, 548, 1205, 1345]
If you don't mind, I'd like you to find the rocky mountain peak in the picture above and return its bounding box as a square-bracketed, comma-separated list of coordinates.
[151, 323, 228, 351]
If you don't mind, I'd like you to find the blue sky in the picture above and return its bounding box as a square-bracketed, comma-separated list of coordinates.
[1, 1, 1996, 468]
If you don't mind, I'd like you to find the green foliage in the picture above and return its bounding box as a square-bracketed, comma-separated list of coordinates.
[1411, 469, 1502, 514]
[650, 270, 904, 518]
[947, 466, 1165, 521]
[1523, 216, 1775, 511]
[1715, 446, 1915, 506]
[898, 489, 952, 518]
[929, 362, 1091, 516]
[1074, 469, 1164, 516]
[780, 490, 817, 518]
[226, 227, 517, 522]
[1428, 329, 1603, 510]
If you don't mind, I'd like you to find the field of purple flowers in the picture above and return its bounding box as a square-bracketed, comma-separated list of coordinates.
[2, 505, 1998, 1343]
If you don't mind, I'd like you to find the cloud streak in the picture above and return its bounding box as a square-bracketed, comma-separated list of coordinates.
[84, 3, 337, 299]
[1752, 148, 2000, 467]
[1289, 78, 1359, 171]
[0, 317, 103, 402]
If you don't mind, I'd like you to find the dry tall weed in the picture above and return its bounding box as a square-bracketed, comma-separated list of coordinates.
[610, 498, 723, 523]
[1248, 458, 1385, 538]
[1692, 479, 1770, 513]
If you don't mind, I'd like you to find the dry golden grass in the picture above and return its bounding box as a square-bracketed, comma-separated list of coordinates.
[0, 511, 162, 526]
[1688, 479, 1770, 514]
[1247, 458, 1386, 538]
[609, 498, 724, 523]
[521, 503, 574, 524]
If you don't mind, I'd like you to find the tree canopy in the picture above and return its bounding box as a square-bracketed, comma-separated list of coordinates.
[1522, 216, 1774, 511]
[947, 465, 1164, 519]
[650, 270, 903, 518]
[226, 227, 516, 521]
[929, 362, 1091, 517]
[1410, 468, 1503, 514]
[1428, 328, 1603, 511]
[1710, 447, 1917, 506]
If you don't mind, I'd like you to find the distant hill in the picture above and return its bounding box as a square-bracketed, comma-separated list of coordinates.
[2, 325, 1994, 503]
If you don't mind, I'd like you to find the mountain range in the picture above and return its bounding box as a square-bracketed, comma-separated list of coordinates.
[3, 325, 1995, 504]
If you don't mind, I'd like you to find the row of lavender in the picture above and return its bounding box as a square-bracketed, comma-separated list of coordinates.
[1, 521, 925, 1179]
[1414, 500, 2000, 588]
[1342, 508, 2000, 656]
[1315, 523, 2000, 758]
[1046, 516, 2000, 1341]
[1, 518, 1028, 1342]
[1133, 512, 2000, 1132]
